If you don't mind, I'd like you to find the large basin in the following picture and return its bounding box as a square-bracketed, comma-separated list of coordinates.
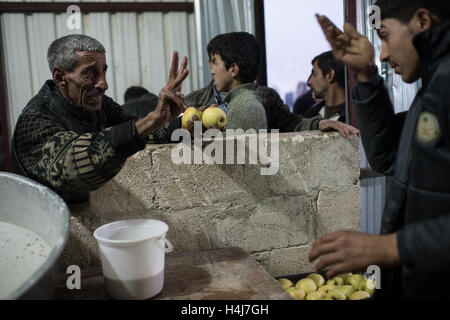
[0, 172, 70, 299]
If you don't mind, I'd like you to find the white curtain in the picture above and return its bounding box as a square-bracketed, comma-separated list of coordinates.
[194, 0, 255, 88]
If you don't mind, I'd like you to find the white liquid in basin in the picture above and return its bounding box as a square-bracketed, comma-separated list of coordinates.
[0, 221, 51, 299]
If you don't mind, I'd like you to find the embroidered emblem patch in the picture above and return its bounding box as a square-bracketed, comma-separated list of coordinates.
[416, 111, 441, 143]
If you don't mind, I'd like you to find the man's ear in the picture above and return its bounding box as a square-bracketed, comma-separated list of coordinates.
[410, 8, 433, 34]
[326, 69, 336, 84]
[52, 67, 66, 88]
[230, 63, 240, 79]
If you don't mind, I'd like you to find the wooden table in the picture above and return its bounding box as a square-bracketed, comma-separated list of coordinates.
[55, 247, 292, 300]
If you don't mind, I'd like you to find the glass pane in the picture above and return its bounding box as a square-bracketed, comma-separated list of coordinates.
[357, 0, 421, 114]
[264, 0, 345, 111]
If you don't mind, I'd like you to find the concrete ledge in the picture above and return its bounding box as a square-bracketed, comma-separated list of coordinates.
[60, 131, 360, 277]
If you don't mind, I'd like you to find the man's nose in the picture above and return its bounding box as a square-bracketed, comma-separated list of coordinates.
[379, 42, 389, 63]
[96, 74, 108, 92]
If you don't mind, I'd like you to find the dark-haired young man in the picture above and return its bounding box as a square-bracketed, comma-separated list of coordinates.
[309, 0, 450, 299]
[304, 51, 346, 122]
[206, 32, 267, 130]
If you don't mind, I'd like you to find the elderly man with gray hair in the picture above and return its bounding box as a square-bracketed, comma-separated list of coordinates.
[10, 34, 189, 203]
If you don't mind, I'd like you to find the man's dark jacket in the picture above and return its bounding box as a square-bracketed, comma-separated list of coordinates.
[303, 100, 346, 122]
[293, 89, 316, 115]
[352, 20, 450, 299]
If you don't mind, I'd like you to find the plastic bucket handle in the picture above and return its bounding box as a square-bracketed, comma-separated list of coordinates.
[156, 236, 173, 253]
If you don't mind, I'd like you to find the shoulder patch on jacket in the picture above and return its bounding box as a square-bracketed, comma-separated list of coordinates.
[416, 111, 441, 143]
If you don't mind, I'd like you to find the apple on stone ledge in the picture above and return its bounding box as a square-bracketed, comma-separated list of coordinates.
[202, 106, 227, 130]
[181, 107, 203, 129]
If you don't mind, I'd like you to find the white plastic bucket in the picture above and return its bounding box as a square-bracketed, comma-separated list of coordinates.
[93, 219, 173, 300]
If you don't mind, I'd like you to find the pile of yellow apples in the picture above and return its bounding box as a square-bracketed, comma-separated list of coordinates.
[278, 273, 375, 300]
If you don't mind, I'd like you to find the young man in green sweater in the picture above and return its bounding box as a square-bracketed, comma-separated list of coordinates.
[205, 32, 267, 131]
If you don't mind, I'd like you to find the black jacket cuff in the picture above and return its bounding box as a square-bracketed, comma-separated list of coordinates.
[110, 120, 147, 158]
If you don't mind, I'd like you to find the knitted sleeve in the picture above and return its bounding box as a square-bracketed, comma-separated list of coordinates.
[226, 91, 268, 131]
[14, 112, 146, 199]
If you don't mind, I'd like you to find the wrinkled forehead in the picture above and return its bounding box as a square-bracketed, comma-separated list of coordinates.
[74, 51, 106, 69]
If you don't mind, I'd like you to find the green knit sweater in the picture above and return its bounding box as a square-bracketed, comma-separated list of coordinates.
[223, 83, 268, 131]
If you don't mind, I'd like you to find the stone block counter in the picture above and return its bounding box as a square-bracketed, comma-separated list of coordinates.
[60, 131, 360, 277]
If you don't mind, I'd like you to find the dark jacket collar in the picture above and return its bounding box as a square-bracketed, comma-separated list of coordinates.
[413, 19, 450, 86]
[48, 80, 97, 123]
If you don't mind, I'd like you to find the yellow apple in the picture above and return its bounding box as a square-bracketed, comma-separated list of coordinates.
[340, 285, 356, 299]
[336, 272, 352, 282]
[181, 107, 203, 129]
[325, 288, 347, 300]
[347, 274, 365, 289]
[358, 278, 376, 296]
[287, 287, 306, 300]
[295, 278, 317, 294]
[306, 291, 323, 300]
[202, 106, 227, 129]
[277, 278, 293, 290]
[317, 285, 335, 296]
[307, 273, 325, 287]
[326, 276, 344, 287]
[350, 290, 371, 300]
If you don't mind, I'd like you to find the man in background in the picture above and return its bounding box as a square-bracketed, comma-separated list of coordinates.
[304, 51, 347, 122]
[122, 86, 158, 119]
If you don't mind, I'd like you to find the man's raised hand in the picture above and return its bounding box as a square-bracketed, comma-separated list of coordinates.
[316, 14, 377, 82]
[167, 51, 189, 92]
[156, 51, 189, 125]
[135, 51, 189, 137]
